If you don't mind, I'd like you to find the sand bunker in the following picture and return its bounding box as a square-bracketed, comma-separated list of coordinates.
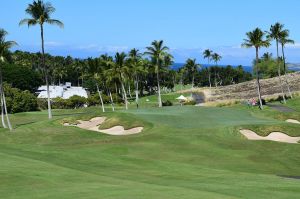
[64, 117, 143, 135]
[240, 129, 300, 144]
[100, 126, 143, 135]
[286, 119, 300, 124]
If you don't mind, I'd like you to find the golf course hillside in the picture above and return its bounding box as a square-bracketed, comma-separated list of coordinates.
[1, 97, 300, 198]
[181, 72, 300, 103]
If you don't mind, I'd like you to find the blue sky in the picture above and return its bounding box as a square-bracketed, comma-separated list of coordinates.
[1, 0, 300, 65]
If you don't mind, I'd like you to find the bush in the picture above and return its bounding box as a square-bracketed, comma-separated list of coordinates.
[66, 95, 87, 108]
[38, 96, 87, 110]
[87, 93, 123, 106]
[162, 100, 173, 106]
[3, 83, 38, 113]
[37, 98, 48, 110]
[52, 97, 67, 109]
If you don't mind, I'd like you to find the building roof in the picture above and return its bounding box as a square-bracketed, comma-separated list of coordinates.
[37, 83, 88, 99]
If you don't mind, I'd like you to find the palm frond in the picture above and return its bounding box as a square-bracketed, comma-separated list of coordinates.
[46, 19, 64, 28]
[19, 18, 38, 27]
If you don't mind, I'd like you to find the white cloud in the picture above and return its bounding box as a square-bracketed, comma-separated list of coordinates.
[44, 41, 64, 47]
[77, 44, 129, 52]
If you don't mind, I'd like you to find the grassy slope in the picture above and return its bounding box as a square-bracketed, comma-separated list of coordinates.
[0, 99, 300, 198]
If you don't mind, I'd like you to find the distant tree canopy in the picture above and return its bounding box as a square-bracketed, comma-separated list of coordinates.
[2, 63, 43, 92]
[8, 50, 254, 94]
[182, 65, 252, 87]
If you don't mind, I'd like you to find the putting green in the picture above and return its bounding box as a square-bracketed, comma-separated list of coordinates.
[0, 101, 300, 198]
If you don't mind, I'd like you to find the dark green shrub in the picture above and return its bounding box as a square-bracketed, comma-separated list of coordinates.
[37, 98, 48, 110]
[162, 100, 173, 106]
[52, 97, 67, 109]
[3, 83, 38, 113]
[66, 95, 87, 108]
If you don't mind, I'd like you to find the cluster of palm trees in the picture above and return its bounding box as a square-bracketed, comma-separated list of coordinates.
[202, 49, 222, 88]
[242, 22, 294, 109]
[0, 0, 296, 132]
[16, 0, 171, 118]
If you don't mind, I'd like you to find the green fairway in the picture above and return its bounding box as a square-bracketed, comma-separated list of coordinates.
[0, 99, 300, 198]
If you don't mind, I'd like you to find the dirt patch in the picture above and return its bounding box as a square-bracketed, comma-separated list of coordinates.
[240, 129, 300, 144]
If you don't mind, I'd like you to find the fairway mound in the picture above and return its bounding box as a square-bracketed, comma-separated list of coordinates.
[64, 117, 143, 135]
[286, 119, 300, 124]
[99, 126, 143, 135]
[240, 129, 300, 144]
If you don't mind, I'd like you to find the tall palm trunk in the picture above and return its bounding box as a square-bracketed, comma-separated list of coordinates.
[96, 83, 105, 112]
[0, 67, 11, 130]
[214, 70, 217, 88]
[128, 83, 133, 98]
[1, 97, 6, 128]
[135, 75, 139, 108]
[255, 47, 263, 110]
[120, 74, 128, 110]
[41, 24, 52, 119]
[281, 44, 293, 98]
[108, 89, 115, 112]
[180, 76, 183, 91]
[192, 74, 194, 89]
[207, 59, 212, 88]
[81, 72, 84, 86]
[2, 91, 12, 130]
[0, 78, 7, 129]
[156, 64, 162, 107]
[276, 41, 286, 104]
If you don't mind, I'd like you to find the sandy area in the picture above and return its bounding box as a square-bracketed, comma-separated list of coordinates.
[286, 119, 300, 124]
[240, 129, 300, 144]
[77, 117, 106, 130]
[64, 117, 143, 135]
[99, 126, 143, 135]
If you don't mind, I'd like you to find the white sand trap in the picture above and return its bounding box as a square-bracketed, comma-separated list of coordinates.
[240, 129, 300, 144]
[77, 117, 106, 130]
[286, 119, 300, 124]
[99, 126, 143, 135]
[64, 117, 143, 135]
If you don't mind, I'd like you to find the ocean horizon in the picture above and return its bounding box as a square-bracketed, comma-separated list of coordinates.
[171, 63, 253, 72]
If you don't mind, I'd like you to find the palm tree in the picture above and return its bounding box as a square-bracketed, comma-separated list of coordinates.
[184, 58, 200, 88]
[87, 58, 105, 112]
[267, 22, 286, 103]
[261, 52, 273, 61]
[20, 0, 64, 119]
[0, 29, 17, 131]
[212, 53, 222, 87]
[128, 48, 144, 108]
[114, 52, 129, 110]
[242, 28, 270, 109]
[279, 30, 295, 98]
[100, 54, 115, 111]
[145, 40, 169, 107]
[203, 49, 213, 88]
[178, 67, 186, 91]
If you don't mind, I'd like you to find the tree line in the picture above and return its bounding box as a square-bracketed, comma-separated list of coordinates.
[0, 0, 295, 131]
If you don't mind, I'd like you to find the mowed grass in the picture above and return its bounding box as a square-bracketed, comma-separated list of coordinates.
[0, 98, 300, 198]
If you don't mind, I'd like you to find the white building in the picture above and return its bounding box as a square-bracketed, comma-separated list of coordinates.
[37, 82, 88, 99]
